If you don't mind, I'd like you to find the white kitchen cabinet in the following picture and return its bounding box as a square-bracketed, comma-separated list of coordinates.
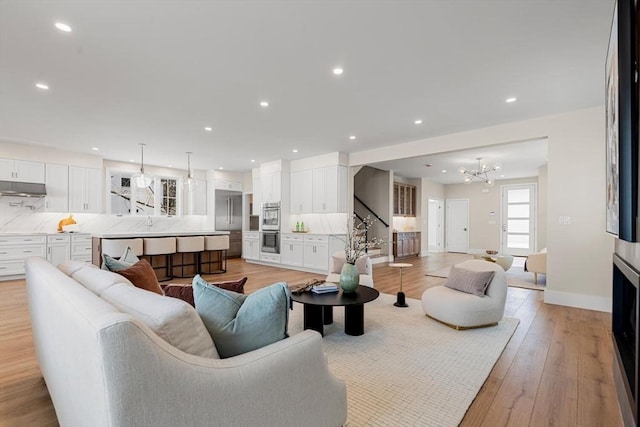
[70, 233, 92, 263]
[260, 172, 281, 203]
[69, 167, 102, 213]
[47, 234, 70, 266]
[312, 166, 347, 213]
[0, 234, 47, 278]
[0, 158, 45, 183]
[242, 232, 260, 261]
[186, 179, 207, 215]
[259, 252, 281, 264]
[252, 174, 261, 215]
[281, 234, 304, 267]
[44, 163, 69, 212]
[215, 180, 242, 191]
[303, 235, 329, 272]
[290, 170, 313, 214]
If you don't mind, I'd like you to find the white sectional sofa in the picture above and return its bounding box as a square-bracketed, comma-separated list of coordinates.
[25, 257, 347, 427]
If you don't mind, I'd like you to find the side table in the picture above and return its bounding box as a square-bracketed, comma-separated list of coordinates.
[389, 262, 412, 307]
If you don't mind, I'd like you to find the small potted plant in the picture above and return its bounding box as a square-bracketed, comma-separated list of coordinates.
[338, 215, 386, 293]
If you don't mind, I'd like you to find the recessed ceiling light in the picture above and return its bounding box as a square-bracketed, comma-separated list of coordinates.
[441, 170, 447, 173]
[500, 174, 505, 178]
[91, 147, 99, 151]
[168, 165, 173, 168]
[129, 159, 135, 162]
[349, 135, 356, 140]
[218, 167, 224, 170]
[250, 159, 255, 163]
[260, 101, 269, 107]
[414, 119, 423, 125]
[35, 82, 49, 90]
[54, 22, 72, 32]
[204, 126, 213, 132]
[505, 97, 517, 103]
[333, 67, 344, 75]
[292, 149, 298, 153]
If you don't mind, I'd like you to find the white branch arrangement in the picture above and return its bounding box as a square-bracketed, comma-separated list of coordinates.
[339, 214, 387, 264]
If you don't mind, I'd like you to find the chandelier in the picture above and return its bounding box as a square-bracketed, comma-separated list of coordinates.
[133, 143, 153, 188]
[458, 157, 500, 187]
[184, 151, 199, 192]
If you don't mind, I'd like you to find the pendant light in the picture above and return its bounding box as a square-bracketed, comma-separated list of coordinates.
[184, 151, 199, 192]
[133, 143, 152, 188]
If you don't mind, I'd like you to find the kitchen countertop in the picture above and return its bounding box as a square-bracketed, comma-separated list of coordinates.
[92, 230, 230, 238]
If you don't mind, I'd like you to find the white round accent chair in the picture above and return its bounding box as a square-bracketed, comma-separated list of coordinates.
[421, 259, 507, 330]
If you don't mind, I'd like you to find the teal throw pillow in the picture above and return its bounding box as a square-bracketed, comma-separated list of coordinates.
[193, 276, 290, 358]
[101, 246, 140, 271]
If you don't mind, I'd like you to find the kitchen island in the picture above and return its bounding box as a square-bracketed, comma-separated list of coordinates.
[91, 230, 230, 268]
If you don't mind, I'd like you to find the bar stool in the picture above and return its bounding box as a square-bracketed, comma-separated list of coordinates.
[143, 237, 176, 282]
[173, 236, 205, 278]
[201, 235, 230, 274]
[101, 238, 143, 258]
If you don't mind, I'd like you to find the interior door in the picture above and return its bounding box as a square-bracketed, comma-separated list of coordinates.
[446, 199, 469, 253]
[428, 198, 444, 252]
[501, 184, 536, 256]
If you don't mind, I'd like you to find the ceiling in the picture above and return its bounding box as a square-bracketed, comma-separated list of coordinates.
[0, 1, 614, 173]
[371, 138, 548, 184]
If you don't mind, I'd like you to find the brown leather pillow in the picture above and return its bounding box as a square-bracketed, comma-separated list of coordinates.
[116, 259, 164, 295]
[161, 277, 247, 307]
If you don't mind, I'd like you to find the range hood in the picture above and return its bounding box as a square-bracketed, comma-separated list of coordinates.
[0, 181, 47, 197]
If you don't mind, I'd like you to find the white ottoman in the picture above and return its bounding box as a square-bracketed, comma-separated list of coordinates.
[421, 260, 507, 329]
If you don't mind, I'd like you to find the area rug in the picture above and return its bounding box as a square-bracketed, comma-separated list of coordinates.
[425, 260, 546, 291]
[288, 293, 519, 426]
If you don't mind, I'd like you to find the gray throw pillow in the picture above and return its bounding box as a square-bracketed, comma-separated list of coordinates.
[444, 266, 495, 297]
[101, 246, 140, 271]
[193, 278, 290, 358]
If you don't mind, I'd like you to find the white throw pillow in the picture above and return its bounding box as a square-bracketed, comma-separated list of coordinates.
[102, 283, 219, 359]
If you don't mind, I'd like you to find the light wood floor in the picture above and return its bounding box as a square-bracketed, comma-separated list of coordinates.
[0, 254, 622, 426]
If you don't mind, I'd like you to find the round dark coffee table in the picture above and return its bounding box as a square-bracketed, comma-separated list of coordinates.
[290, 285, 380, 336]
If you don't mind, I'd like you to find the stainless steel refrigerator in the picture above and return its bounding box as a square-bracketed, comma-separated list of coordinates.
[215, 190, 242, 257]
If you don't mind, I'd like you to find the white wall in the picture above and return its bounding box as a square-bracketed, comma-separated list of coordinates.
[537, 164, 548, 250]
[421, 179, 445, 255]
[351, 107, 615, 312]
[444, 177, 538, 253]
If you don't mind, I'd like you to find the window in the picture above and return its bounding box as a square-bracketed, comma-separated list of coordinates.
[160, 178, 177, 216]
[108, 170, 181, 216]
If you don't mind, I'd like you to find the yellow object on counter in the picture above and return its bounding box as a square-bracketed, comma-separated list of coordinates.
[57, 215, 77, 232]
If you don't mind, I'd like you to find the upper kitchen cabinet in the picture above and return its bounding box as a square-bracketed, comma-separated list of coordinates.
[261, 172, 281, 203]
[393, 182, 416, 217]
[185, 178, 207, 215]
[44, 163, 69, 212]
[252, 168, 261, 215]
[312, 166, 347, 213]
[215, 180, 242, 191]
[290, 170, 313, 214]
[0, 158, 45, 183]
[259, 159, 289, 204]
[69, 166, 102, 213]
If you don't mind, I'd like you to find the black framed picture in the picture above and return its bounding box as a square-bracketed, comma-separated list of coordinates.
[606, 0, 638, 242]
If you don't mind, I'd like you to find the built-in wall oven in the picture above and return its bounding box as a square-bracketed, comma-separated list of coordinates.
[262, 202, 281, 231]
[261, 231, 280, 254]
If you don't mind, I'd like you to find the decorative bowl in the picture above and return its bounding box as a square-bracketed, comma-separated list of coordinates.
[485, 249, 498, 255]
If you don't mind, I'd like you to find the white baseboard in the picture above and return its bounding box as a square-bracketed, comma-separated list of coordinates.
[371, 255, 389, 265]
[544, 290, 612, 313]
